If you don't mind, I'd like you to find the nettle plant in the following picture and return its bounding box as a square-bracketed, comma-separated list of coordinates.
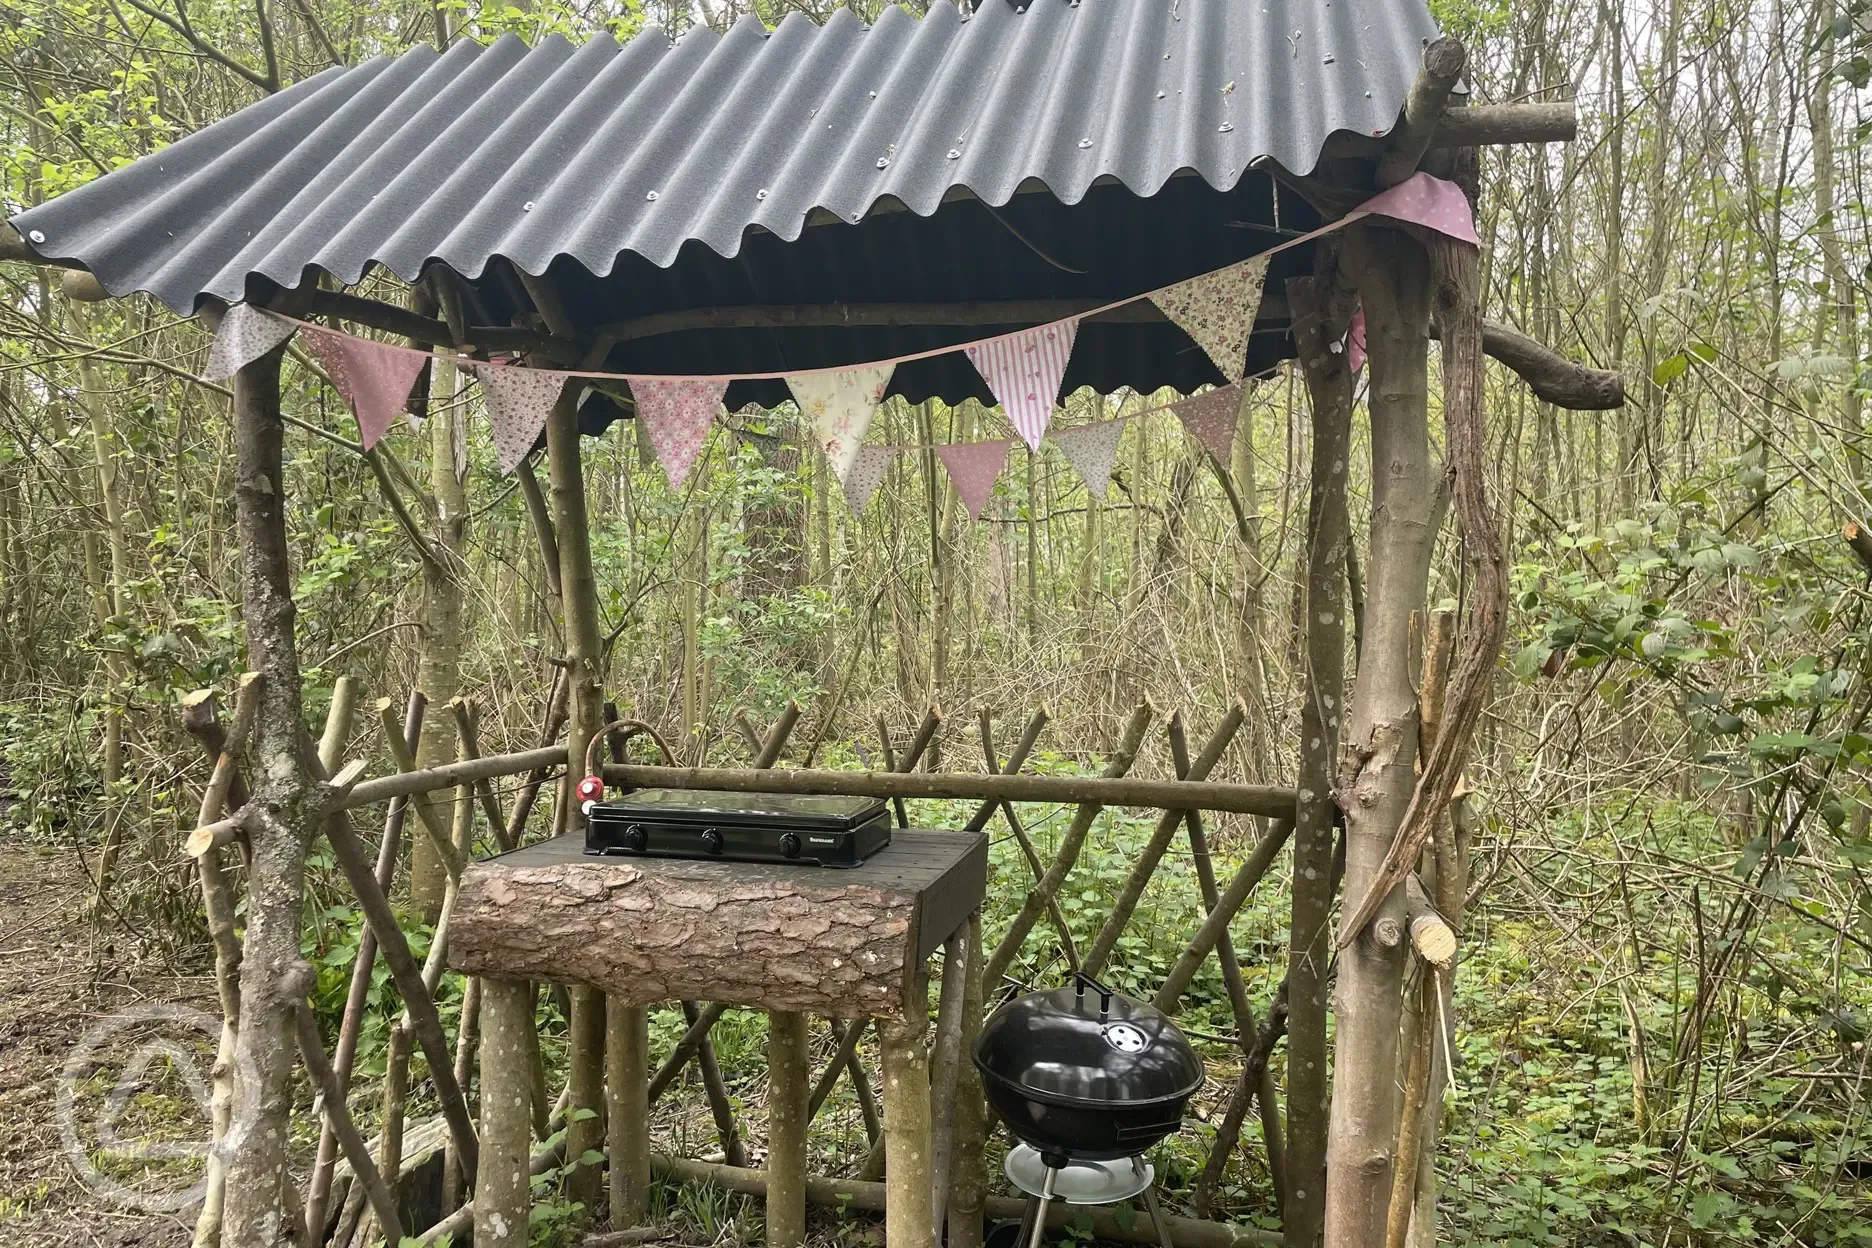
[1511, 487, 1872, 915]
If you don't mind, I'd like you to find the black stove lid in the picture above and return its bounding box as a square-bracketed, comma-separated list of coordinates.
[973, 975, 1204, 1110]
[598, 788, 888, 831]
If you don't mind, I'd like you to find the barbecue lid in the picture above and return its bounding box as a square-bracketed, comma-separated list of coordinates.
[595, 788, 888, 832]
[972, 974, 1204, 1110]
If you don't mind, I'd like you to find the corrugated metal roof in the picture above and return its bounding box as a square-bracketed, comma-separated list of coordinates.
[9, 0, 1439, 402]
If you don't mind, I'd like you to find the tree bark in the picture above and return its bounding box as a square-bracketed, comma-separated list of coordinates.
[606, 995, 652, 1226]
[766, 1011, 810, 1247]
[1324, 224, 1437, 1248]
[881, 971, 934, 1248]
[1283, 268, 1355, 1248]
[219, 342, 317, 1247]
[477, 977, 534, 1248]
[545, 382, 614, 1212]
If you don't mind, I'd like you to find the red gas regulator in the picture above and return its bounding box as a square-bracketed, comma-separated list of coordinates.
[576, 719, 681, 817]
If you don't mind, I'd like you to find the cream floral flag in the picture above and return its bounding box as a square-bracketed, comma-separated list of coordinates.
[787, 364, 894, 481]
[1149, 255, 1270, 382]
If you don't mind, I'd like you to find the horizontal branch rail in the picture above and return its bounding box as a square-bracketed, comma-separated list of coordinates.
[342, 746, 569, 809]
[601, 764, 1298, 819]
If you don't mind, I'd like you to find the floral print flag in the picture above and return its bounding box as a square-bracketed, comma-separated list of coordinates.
[631, 377, 728, 488]
[1149, 255, 1270, 383]
[300, 327, 429, 451]
[842, 445, 894, 514]
[203, 303, 297, 381]
[1171, 383, 1244, 461]
[934, 440, 1010, 521]
[965, 320, 1079, 450]
[787, 364, 894, 482]
[470, 363, 567, 474]
[1051, 419, 1125, 496]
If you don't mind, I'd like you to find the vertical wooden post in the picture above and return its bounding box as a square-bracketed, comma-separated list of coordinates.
[880, 971, 934, 1248]
[1324, 224, 1437, 1247]
[766, 1011, 811, 1246]
[478, 977, 534, 1248]
[544, 382, 617, 1211]
[1283, 266, 1356, 1248]
[946, 912, 989, 1248]
[607, 996, 652, 1226]
[219, 340, 317, 1243]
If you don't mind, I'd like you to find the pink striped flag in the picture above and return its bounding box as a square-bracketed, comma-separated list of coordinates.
[965, 319, 1079, 450]
[935, 440, 1010, 520]
[300, 327, 428, 450]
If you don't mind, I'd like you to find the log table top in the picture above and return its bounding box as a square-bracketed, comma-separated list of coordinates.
[447, 830, 988, 1018]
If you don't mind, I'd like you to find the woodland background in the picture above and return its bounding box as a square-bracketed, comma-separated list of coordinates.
[4, 0, 1872, 1245]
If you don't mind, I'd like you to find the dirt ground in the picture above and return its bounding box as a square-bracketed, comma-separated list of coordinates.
[0, 838, 214, 1248]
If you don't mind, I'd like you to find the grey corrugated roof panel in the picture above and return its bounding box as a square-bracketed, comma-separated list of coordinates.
[10, 0, 1440, 318]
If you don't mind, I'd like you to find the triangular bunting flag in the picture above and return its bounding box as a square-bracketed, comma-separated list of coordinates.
[965, 320, 1079, 450]
[1052, 420, 1125, 496]
[470, 363, 567, 474]
[1149, 255, 1270, 382]
[788, 364, 893, 482]
[1172, 384, 1244, 461]
[300, 327, 429, 451]
[1346, 303, 1367, 375]
[1351, 172, 1480, 246]
[204, 304, 298, 381]
[934, 440, 1010, 521]
[631, 377, 728, 487]
[842, 445, 893, 514]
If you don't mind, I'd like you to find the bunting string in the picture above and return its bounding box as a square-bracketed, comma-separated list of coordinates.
[206, 173, 1478, 498]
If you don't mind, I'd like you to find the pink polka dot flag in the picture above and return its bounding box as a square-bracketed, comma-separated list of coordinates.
[965, 320, 1079, 451]
[1170, 383, 1244, 461]
[299, 326, 428, 451]
[631, 377, 728, 488]
[1354, 172, 1480, 246]
[934, 440, 1011, 521]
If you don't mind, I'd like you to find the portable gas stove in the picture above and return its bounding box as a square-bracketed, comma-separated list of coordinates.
[584, 787, 892, 867]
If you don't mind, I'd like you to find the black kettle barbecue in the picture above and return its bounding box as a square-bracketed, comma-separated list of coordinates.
[973, 971, 1205, 1161]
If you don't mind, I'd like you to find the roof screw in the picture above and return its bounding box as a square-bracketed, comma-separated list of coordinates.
[1156, 90, 1166, 99]
[876, 156, 891, 169]
[28, 229, 45, 244]
[1323, 54, 1336, 64]
[522, 200, 534, 211]
[646, 190, 659, 201]
[756, 188, 769, 200]
[1078, 137, 1092, 149]
[1218, 122, 1234, 133]
[947, 148, 961, 160]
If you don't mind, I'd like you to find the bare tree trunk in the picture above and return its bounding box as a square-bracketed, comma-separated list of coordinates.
[477, 977, 534, 1248]
[1283, 266, 1356, 1248]
[219, 343, 317, 1246]
[1324, 225, 1436, 1247]
[411, 358, 468, 919]
[545, 385, 614, 1212]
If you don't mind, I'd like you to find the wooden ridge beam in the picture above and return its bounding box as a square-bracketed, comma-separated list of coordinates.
[600, 762, 1298, 819]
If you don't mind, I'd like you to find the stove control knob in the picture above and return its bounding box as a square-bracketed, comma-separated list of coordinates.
[701, 828, 723, 855]
[621, 824, 647, 853]
[780, 832, 802, 859]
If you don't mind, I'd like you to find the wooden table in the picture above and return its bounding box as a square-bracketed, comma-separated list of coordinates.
[448, 830, 988, 1248]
